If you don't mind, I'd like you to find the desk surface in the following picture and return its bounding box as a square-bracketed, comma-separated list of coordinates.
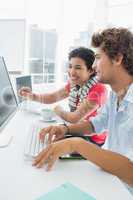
[0, 109, 133, 200]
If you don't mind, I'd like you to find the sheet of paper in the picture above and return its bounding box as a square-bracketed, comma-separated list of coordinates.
[37, 182, 96, 200]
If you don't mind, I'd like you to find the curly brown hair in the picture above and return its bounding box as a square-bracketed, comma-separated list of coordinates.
[91, 28, 133, 75]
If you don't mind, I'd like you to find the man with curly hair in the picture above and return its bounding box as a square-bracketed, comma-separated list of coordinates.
[33, 28, 133, 195]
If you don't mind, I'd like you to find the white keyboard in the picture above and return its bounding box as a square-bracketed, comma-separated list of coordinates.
[24, 123, 48, 159]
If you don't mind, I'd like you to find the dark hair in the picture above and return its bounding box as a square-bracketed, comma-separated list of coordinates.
[68, 47, 95, 71]
[91, 27, 133, 75]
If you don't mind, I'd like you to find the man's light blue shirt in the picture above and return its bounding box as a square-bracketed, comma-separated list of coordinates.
[91, 83, 133, 194]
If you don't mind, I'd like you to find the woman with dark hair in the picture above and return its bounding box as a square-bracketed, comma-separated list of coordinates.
[20, 47, 107, 146]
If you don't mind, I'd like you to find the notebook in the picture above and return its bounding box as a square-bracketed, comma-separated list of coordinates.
[36, 182, 96, 200]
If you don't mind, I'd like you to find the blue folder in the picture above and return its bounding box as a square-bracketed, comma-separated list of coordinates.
[37, 182, 96, 200]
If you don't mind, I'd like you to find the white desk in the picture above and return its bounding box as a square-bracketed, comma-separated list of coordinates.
[0, 109, 133, 200]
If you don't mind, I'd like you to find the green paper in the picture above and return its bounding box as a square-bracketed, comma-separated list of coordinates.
[37, 182, 96, 200]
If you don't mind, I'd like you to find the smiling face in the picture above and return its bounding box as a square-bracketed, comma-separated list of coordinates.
[68, 57, 94, 86]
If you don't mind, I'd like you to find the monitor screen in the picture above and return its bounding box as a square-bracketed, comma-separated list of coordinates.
[0, 57, 17, 128]
[16, 75, 32, 103]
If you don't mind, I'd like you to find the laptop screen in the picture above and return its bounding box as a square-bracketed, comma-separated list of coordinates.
[0, 57, 18, 128]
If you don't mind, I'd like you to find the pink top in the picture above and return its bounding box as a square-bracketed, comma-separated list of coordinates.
[65, 81, 108, 144]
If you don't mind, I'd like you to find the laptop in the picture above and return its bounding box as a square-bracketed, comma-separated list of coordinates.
[0, 57, 18, 147]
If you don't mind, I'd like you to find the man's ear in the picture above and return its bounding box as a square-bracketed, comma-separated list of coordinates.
[113, 53, 123, 66]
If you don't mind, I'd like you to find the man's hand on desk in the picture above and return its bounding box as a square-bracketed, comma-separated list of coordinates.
[39, 125, 67, 144]
[32, 137, 82, 171]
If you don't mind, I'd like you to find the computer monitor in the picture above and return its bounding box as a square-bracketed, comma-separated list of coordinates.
[16, 75, 32, 103]
[0, 57, 18, 130]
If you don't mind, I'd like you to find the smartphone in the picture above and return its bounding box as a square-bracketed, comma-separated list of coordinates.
[59, 153, 85, 160]
[59, 135, 90, 160]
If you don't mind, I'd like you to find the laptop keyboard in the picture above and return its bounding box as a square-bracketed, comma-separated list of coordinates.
[24, 123, 48, 159]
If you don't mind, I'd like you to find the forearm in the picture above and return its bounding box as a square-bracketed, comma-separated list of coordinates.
[74, 139, 133, 186]
[60, 100, 99, 123]
[33, 88, 68, 104]
[57, 110, 81, 123]
[33, 93, 59, 104]
[67, 121, 95, 135]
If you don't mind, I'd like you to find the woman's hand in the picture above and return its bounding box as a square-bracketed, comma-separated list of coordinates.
[33, 137, 82, 171]
[19, 87, 34, 100]
[39, 125, 67, 144]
